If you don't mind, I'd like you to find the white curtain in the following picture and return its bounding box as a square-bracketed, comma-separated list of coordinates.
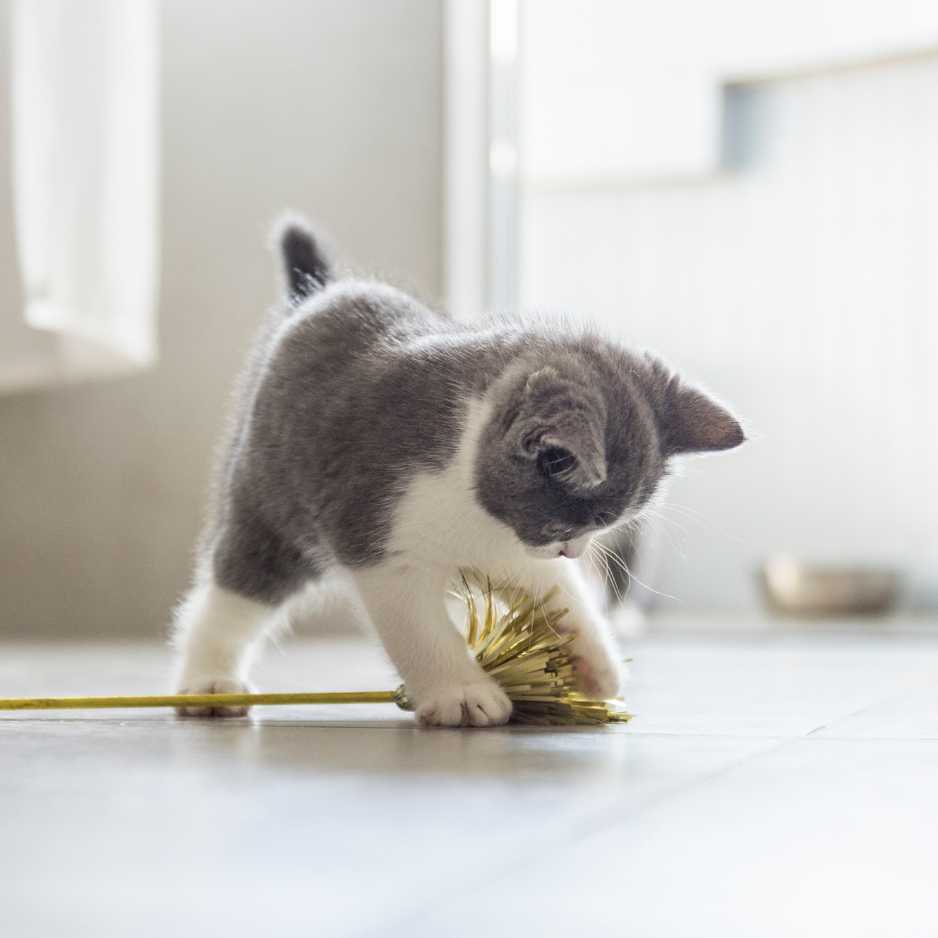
[3, 0, 159, 393]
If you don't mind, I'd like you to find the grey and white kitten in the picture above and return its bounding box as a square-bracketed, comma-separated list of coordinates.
[172, 218, 744, 726]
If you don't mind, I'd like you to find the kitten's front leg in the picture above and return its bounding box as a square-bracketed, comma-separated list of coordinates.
[505, 558, 624, 698]
[351, 562, 511, 727]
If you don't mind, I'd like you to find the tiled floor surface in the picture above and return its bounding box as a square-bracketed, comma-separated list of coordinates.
[3, 623, 937, 937]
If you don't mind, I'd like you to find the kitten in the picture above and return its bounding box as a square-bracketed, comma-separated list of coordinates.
[172, 218, 744, 726]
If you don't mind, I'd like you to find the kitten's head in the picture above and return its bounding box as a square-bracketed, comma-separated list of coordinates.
[474, 343, 743, 559]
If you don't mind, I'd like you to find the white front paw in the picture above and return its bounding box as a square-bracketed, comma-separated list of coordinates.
[176, 677, 252, 718]
[415, 681, 512, 728]
[571, 644, 624, 698]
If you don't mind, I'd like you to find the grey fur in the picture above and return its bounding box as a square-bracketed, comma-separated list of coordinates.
[202, 220, 744, 604]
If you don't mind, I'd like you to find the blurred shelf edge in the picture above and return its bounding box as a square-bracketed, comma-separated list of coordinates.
[644, 610, 938, 637]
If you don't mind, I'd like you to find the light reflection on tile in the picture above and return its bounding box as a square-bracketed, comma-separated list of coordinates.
[401, 738, 938, 938]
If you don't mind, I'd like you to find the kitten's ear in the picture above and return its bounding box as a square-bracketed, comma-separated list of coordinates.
[518, 365, 606, 492]
[651, 366, 745, 456]
[520, 423, 607, 490]
[645, 355, 746, 456]
[516, 366, 607, 490]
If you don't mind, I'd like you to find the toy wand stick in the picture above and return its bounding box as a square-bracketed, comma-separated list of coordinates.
[0, 689, 405, 712]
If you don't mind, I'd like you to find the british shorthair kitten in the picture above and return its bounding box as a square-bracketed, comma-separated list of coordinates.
[172, 218, 744, 726]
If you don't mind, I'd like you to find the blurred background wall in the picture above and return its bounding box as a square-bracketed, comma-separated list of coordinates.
[2, 0, 935, 638]
[521, 57, 938, 611]
[0, 0, 443, 637]
[514, 5, 938, 612]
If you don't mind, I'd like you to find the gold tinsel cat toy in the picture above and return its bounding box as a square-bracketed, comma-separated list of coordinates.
[0, 575, 631, 726]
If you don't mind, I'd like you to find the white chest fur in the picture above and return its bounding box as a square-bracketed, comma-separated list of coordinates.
[385, 397, 525, 575]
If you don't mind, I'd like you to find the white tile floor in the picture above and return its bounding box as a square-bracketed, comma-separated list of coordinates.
[2, 622, 938, 938]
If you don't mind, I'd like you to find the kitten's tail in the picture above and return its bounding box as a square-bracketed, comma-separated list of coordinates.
[272, 214, 333, 305]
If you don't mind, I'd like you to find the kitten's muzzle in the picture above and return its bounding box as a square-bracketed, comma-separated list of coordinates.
[558, 538, 588, 559]
[524, 533, 592, 560]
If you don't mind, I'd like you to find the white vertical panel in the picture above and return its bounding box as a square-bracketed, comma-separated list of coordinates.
[444, 0, 489, 319]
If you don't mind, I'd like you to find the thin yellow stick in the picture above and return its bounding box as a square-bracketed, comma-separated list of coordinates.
[0, 690, 401, 711]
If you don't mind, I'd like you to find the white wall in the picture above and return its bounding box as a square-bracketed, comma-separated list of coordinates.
[519, 0, 938, 183]
[521, 56, 938, 611]
[0, 0, 443, 637]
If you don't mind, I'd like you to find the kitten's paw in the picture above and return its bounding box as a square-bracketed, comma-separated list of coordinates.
[176, 677, 252, 718]
[416, 681, 512, 728]
[572, 648, 624, 699]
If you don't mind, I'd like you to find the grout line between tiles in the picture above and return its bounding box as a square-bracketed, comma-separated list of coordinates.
[803, 681, 936, 738]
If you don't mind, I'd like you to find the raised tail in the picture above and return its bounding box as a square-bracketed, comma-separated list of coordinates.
[272, 214, 333, 304]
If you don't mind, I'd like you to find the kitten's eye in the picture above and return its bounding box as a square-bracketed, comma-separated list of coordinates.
[537, 446, 577, 480]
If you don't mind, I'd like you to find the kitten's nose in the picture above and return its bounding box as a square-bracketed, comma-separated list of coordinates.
[559, 541, 584, 559]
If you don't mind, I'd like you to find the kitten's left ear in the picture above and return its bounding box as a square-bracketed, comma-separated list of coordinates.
[656, 374, 745, 456]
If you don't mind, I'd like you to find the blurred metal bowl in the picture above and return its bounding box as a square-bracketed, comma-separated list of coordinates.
[759, 556, 900, 617]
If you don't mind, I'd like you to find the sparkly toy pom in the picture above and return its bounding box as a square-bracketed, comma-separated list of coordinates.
[442, 572, 631, 726]
[0, 573, 630, 726]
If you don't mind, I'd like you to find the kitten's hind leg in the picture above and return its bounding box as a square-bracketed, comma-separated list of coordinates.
[172, 579, 279, 717]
